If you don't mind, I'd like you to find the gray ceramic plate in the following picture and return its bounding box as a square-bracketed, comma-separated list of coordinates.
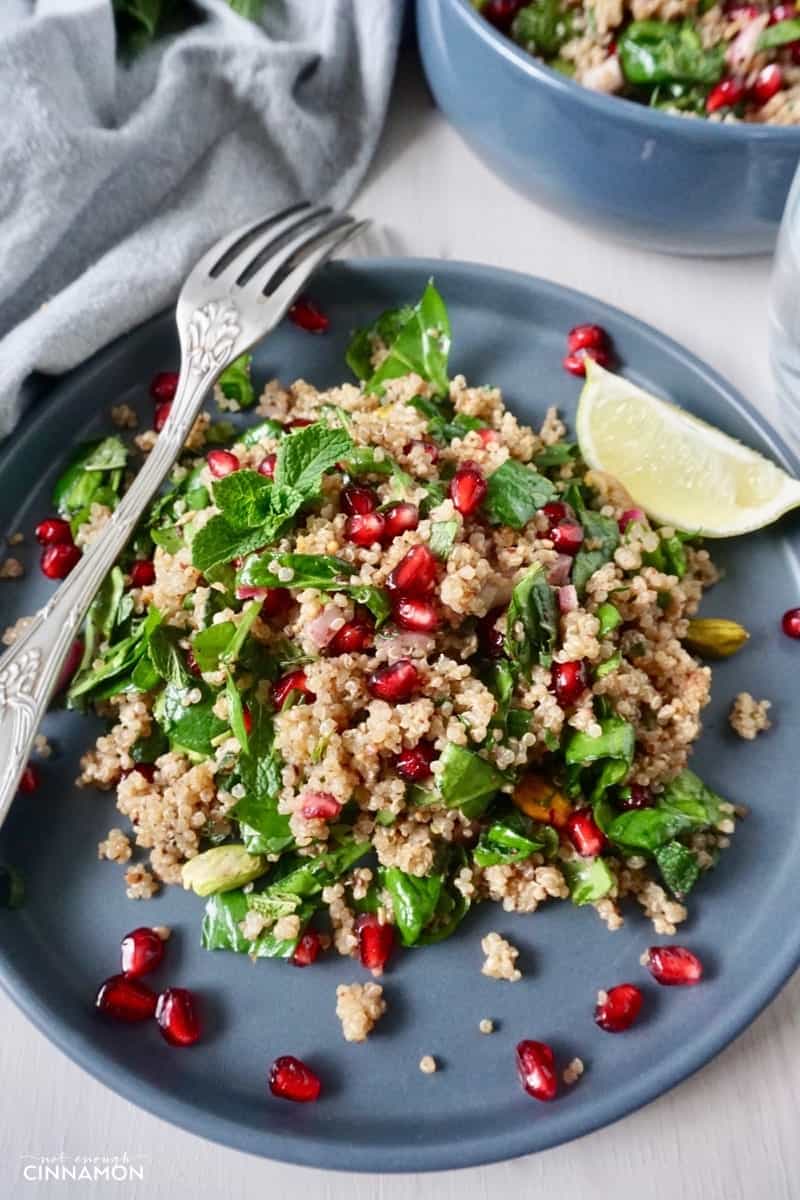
[1, 260, 798, 1173]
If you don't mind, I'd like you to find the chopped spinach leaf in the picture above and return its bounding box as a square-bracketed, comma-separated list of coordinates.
[655, 840, 701, 898]
[504, 563, 558, 675]
[347, 281, 451, 397]
[437, 744, 506, 818]
[217, 354, 255, 409]
[561, 855, 615, 905]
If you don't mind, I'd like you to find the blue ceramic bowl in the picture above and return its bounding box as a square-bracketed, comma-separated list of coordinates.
[417, 0, 800, 255]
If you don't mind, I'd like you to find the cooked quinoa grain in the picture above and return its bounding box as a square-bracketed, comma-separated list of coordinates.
[419, 1055, 437, 1074]
[336, 982, 386, 1043]
[729, 692, 772, 740]
[479, 1018, 495, 1034]
[563, 1057, 585, 1086]
[481, 932, 522, 982]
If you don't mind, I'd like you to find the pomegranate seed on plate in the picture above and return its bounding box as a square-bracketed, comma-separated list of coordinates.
[129, 560, 155, 588]
[706, 77, 746, 113]
[288, 297, 329, 334]
[382, 502, 419, 540]
[121, 763, 156, 782]
[483, 0, 525, 30]
[34, 516, 73, 546]
[477, 427, 499, 445]
[595, 983, 643, 1032]
[477, 606, 506, 658]
[567, 323, 609, 354]
[341, 485, 378, 515]
[327, 617, 374, 656]
[620, 784, 652, 810]
[551, 519, 584, 556]
[346, 512, 386, 547]
[516, 1040, 558, 1101]
[387, 544, 438, 596]
[367, 659, 420, 703]
[121, 927, 165, 978]
[782, 607, 800, 638]
[292, 930, 322, 967]
[449, 462, 487, 517]
[41, 542, 81, 580]
[619, 507, 646, 532]
[396, 742, 435, 782]
[562, 346, 610, 377]
[273, 669, 315, 710]
[403, 438, 440, 463]
[269, 1055, 322, 1102]
[155, 987, 201, 1046]
[357, 913, 394, 974]
[257, 453, 277, 479]
[57, 638, 84, 692]
[95, 974, 157, 1022]
[18, 764, 39, 794]
[645, 945, 704, 986]
[565, 809, 607, 857]
[207, 449, 239, 478]
[393, 595, 439, 633]
[149, 370, 179, 403]
[259, 587, 292, 618]
[551, 659, 589, 706]
[542, 500, 570, 527]
[300, 792, 342, 821]
[751, 63, 783, 104]
[154, 401, 172, 432]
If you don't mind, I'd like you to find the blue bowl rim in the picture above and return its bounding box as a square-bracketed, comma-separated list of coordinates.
[438, 0, 800, 144]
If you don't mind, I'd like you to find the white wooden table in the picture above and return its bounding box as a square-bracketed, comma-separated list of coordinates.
[3, 52, 798, 1200]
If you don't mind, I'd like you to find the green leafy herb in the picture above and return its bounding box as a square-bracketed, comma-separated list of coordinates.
[437, 744, 506, 818]
[596, 602, 621, 637]
[604, 768, 724, 852]
[512, 0, 574, 56]
[346, 282, 451, 396]
[483, 460, 556, 530]
[473, 807, 557, 867]
[263, 840, 371, 900]
[274, 424, 353, 494]
[429, 520, 459, 559]
[381, 869, 443, 946]
[595, 651, 622, 679]
[225, 670, 249, 753]
[572, 509, 620, 596]
[565, 715, 636, 803]
[154, 682, 228, 756]
[230, 702, 293, 855]
[148, 625, 193, 689]
[533, 442, 578, 468]
[241, 418, 284, 446]
[561, 855, 615, 905]
[201, 889, 312, 958]
[218, 354, 255, 409]
[406, 394, 485, 445]
[53, 436, 128, 530]
[654, 840, 701, 898]
[68, 606, 163, 704]
[619, 20, 725, 86]
[504, 563, 558, 675]
[757, 17, 800, 47]
[642, 531, 688, 579]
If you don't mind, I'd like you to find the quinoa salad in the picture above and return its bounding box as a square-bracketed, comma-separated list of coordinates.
[474, 0, 800, 123]
[49, 279, 745, 982]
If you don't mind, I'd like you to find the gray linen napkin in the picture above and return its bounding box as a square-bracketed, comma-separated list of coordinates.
[0, 0, 402, 437]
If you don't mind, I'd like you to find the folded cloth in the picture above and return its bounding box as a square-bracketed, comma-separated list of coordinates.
[0, 0, 402, 437]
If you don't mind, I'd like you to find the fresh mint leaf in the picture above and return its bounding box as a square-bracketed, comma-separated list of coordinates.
[533, 442, 578, 468]
[238, 553, 350, 591]
[148, 625, 193, 688]
[437, 744, 505, 819]
[154, 682, 228, 756]
[218, 354, 255, 409]
[484, 460, 556, 530]
[212, 470, 274, 530]
[572, 509, 619, 595]
[274, 423, 353, 494]
[225, 670, 249, 753]
[429, 520, 459, 559]
[505, 563, 558, 675]
[655, 840, 701, 898]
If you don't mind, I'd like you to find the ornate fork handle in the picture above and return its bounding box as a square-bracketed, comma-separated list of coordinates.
[0, 352, 222, 829]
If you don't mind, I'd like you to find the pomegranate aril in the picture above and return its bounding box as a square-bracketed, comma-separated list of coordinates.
[393, 595, 439, 633]
[357, 913, 394, 974]
[516, 1039, 558, 1102]
[259, 587, 292, 618]
[550, 519, 584, 556]
[96, 973, 157, 1022]
[620, 783, 652, 810]
[751, 63, 783, 104]
[257, 453, 277, 479]
[595, 983, 643, 1033]
[155, 987, 201, 1046]
[706, 77, 746, 113]
[483, 0, 524, 30]
[129, 559, 155, 588]
[243, 707, 253, 735]
[41, 542, 81, 580]
[341, 485, 378, 516]
[387, 544, 438, 596]
[18, 764, 39, 794]
[121, 926, 165, 978]
[449, 462, 487, 517]
[269, 1055, 322, 1102]
[346, 512, 386, 547]
[542, 500, 570, 528]
[567, 323, 609, 355]
[396, 742, 435, 782]
[404, 438, 439, 464]
[551, 659, 589, 707]
[782, 606, 800, 638]
[122, 762, 156, 783]
[207, 449, 240, 478]
[327, 617, 374, 655]
[288, 297, 329, 334]
[477, 606, 506, 658]
[150, 370, 179, 403]
[286, 418, 314, 430]
[292, 929, 322, 967]
[35, 516, 73, 546]
[565, 808, 607, 857]
[645, 945, 703, 986]
[367, 659, 420, 703]
[154, 401, 172, 432]
[562, 346, 611, 377]
[478, 427, 499, 446]
[273, 668, 315, 709]
[382, 502, 419, 540]
[300, 791, 342, 821]
[619, 507, 646, 532]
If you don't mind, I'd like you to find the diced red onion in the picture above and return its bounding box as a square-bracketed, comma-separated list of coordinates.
[547, 554, 573, 586]
[558, 584, 578, 613]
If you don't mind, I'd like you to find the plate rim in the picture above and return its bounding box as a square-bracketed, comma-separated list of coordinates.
[1, 256, 799, 1173]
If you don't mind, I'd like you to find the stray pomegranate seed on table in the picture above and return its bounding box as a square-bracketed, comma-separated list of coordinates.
[595, 983, 644, 1032]
[644, 945, 704, 986]
[269, 1055, 322, 1102]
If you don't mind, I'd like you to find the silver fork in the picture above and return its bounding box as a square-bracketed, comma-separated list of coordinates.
[0, 202, 368, 828]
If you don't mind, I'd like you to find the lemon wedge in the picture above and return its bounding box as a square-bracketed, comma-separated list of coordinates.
[576, 361, 800, 537]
